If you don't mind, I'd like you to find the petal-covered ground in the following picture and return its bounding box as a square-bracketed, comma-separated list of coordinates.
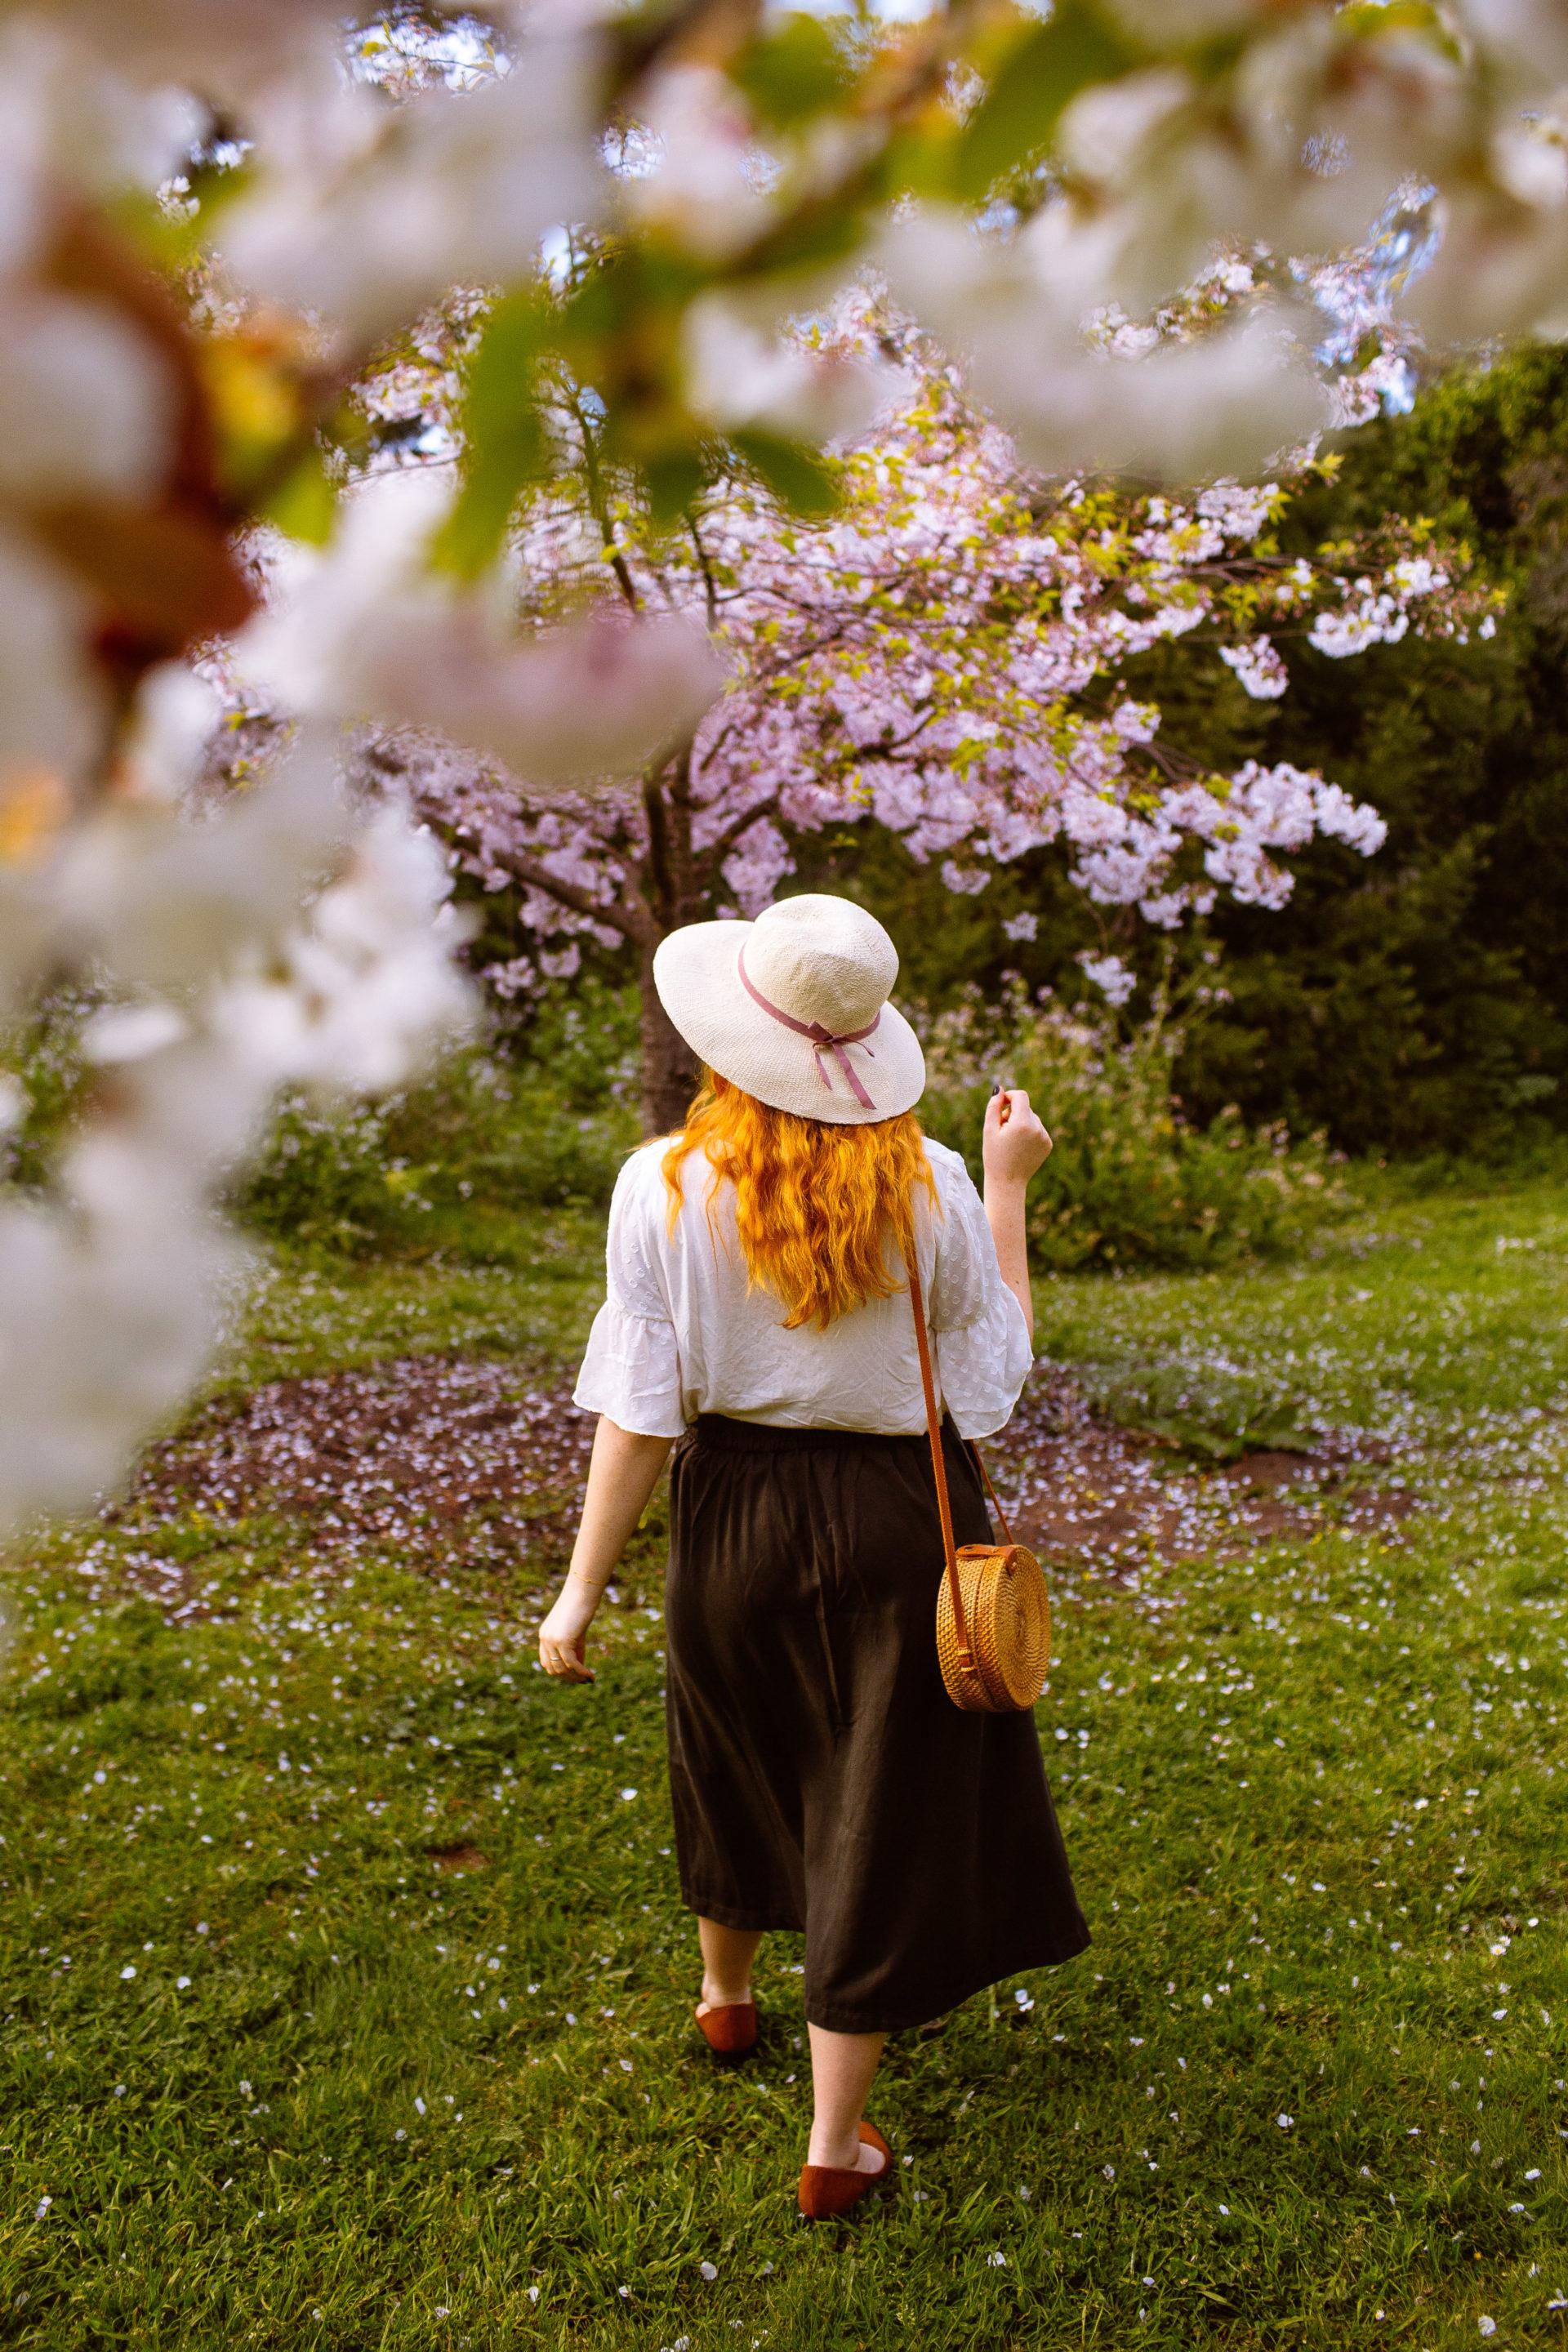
[99, 1353, 1414, 1619]
[993, 1370, 1414, 1596]
[105, 1356, 595, 1586]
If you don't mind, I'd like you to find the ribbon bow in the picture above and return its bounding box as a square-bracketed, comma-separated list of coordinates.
[737, 944, 880, 1110]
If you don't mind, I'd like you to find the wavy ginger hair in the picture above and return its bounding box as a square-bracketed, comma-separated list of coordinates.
[662, 1068, 936, 1332]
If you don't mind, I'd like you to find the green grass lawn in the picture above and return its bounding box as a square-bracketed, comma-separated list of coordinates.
[2, 1175, 1566, 2350]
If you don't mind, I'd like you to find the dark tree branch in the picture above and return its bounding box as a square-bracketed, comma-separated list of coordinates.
[642, 770, 677, 929]
[697, 789, 783, 868]
[666, 735, 697, 813]
[688, 512, 721, 635]
[573, 391, 643, 612]
[490, 846, 653, 945]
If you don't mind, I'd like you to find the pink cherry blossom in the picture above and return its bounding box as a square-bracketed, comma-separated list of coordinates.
[402, 313, 1484, 1054]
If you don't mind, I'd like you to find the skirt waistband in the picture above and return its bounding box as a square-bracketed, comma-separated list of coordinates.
[684, 1411, 957, 1455]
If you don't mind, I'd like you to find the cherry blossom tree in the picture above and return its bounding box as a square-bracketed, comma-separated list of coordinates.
[392, 319, 1492, 1129]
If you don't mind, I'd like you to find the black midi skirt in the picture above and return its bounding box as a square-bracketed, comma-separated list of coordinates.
[664, 1413, 1091, 2034]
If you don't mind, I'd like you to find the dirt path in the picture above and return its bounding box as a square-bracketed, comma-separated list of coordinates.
[107, 1356, 596, 1577]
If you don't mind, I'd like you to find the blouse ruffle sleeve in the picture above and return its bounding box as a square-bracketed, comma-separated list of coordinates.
[925, 1147, 1033, 1441]
[572, 1149, 688, 1438]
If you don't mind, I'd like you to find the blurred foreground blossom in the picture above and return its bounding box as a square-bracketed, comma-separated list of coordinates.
[0, 1167, 246, 1531]
[684, 294, 908, 443]
[0, 728, 472, 1542]
[0, 291, 172, 501]
[623, 65, 769, 262]
[0, 529, 105, 802]
[41, 0, 350, 93]
[211, 803, 476, 1098]
[238, 475, 724, 787]
[220, 20, 602, 344]
[883, 206, 1330, 483]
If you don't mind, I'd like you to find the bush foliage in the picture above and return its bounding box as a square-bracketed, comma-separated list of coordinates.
[919, 978, 1348, 1272]
[233, 969, 1345, 1274]
[0, 987, 100, 1190]
[236, 980, 639, 1254]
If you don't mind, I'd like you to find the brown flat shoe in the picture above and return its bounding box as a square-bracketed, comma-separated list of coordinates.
[798, 2122, 893, 2220]
[694, 1999, 757, 2058]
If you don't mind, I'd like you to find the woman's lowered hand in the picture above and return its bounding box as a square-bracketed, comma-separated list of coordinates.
[982, 1087, 1053, 1186]
[538, 1577, 599, 1684]
[539, 1417, 674, 1686]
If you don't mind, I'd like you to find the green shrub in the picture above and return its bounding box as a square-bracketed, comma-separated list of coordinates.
[235, 1091, 425, 1251]
[918, 976, 1349, 1272]
[237, 980, 640, 1255]
[9, 963, 1347, 1276]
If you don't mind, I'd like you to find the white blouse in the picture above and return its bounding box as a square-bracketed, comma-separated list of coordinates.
[573, 1136, 1032, 1441]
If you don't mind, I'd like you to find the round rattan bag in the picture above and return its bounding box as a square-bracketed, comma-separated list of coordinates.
[903, 1245, 1053, 1715]
[936, 1540, 1053, 1713]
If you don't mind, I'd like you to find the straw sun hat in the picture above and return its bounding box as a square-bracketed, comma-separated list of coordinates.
[652, 893, 926, 1125]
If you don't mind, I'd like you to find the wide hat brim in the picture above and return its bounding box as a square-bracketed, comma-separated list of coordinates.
[653, 919, 925, 1125]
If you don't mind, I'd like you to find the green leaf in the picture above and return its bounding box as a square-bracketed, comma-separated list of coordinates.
[952, 1, 1137, 203]
[733, 16, 856, 130]
[562, 246, 702, 348]
[643, 447, 709, 528]
[729, 429, 840, 519]
[434, 291, 550, 578]
[260, 448, 336, 546]
[735, 197, 868, 283]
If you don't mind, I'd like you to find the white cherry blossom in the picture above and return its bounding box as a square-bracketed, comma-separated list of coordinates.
[238, 474, 724, 787]
[220, 24, 602, 342]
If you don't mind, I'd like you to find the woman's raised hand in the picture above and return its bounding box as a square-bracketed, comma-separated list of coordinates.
[982, 1087, 1053, 1186]
[538, 1579, 598, 1684]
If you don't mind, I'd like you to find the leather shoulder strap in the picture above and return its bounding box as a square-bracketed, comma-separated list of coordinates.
[901, 1236, 973, 1672]
[967, 1439, 1013, 1544]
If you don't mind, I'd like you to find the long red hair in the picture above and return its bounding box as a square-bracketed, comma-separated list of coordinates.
[662, 1069, 935, 1332]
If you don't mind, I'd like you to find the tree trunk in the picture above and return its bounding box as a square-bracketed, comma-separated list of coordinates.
[638, 934, 700, 1135]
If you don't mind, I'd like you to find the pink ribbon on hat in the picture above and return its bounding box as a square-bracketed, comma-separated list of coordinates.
[737, 943, 880, 1111]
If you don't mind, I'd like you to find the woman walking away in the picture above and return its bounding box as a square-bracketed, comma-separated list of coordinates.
[539, 893, 1089, 2220]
